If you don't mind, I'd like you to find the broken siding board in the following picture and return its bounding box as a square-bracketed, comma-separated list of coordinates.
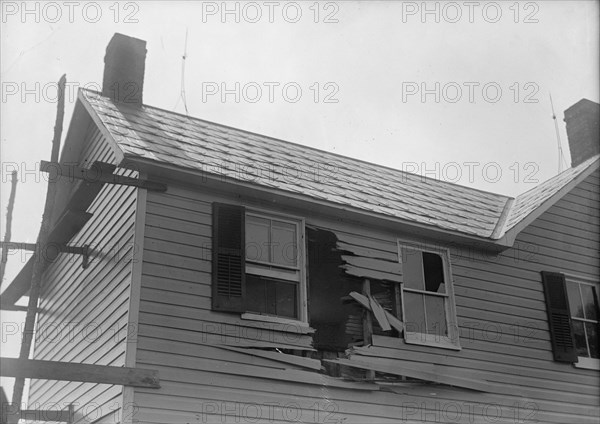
[341, 255, 403, 275]
[137, 349, 377, 391]
[351, 344, 600, 398]
[207, 345, 321, 370]
[326, 357, 497, 394]
[342, 265, 402, 282]
[138, 313, 313, 349]
[137, 337, 311, 371]
[336, 241, 397, 261]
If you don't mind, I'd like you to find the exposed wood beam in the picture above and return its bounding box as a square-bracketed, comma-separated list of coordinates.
[1, 358, 160, 389]
[0, 209, 92, 310]
[40, 160, 167, 192]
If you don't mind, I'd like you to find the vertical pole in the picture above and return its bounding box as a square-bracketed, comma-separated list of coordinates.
[11, 75, 67, 409]
[0, 171, 18, 284]
[362, 279, 375, 381]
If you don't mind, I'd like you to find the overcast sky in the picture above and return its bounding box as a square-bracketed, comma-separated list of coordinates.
[0, 0, 598, 400]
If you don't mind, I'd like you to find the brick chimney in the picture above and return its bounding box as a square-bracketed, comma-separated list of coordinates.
[102, 33, 146, 106]
[564, 98, 600, 167]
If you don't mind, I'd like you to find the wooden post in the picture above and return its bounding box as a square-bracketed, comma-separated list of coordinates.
[0, 171, 18, 284]
[362, 279, 375, 381]
[11, 74, 66, 408]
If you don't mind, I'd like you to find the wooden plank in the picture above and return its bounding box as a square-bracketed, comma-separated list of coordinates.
[368, 294, 391, 331]
[342, 264, 402, 282]
[342, 255, 402, 275]
[326, 357, 498, 394]
[0, 210, 91, 308]
[1, 358, 160, 388]
[349, 292, 403, 333]
[213, 345, 322, 371]
[336, 241, 397, 261]
[40, 160, 167, 192]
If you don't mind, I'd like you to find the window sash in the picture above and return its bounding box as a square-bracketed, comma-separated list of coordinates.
[398, 242, 460, 349]
[244, 210, 306, 322]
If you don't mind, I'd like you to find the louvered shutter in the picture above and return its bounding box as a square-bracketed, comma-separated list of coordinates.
[541, 271, 578, 363]
[212, 203, 245, 312]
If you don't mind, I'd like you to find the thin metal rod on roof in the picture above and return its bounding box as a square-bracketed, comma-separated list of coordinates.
[174, 28, 190, 115]
[11, 74, 66, 409]
[0, 171, 18, 285]
[549, 92, 568, 173]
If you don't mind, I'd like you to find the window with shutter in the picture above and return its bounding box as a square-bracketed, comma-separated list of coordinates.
[212, 203, 307, 323]
[565, 275, 599, 369]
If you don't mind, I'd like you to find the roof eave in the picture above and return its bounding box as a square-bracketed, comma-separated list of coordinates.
[122, 154, 514, 250]
[497, 157, 599, 246]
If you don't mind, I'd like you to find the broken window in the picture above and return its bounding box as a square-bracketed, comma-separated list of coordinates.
[399, 243, 460, 349]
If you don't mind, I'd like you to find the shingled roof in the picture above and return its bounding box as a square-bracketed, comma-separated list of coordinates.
[79, 89, 599, 242]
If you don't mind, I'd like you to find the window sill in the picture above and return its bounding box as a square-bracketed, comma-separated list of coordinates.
[573, 357, 600, 371]
[404, 332, 461, 351]
[241, 313, 313, 333]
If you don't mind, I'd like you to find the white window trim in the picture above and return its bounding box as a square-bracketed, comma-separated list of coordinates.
[565, 275, 599, 368]
[573, 357, 600, 371]
[398, 240, 461, 350]
[244, 209, 308, 324]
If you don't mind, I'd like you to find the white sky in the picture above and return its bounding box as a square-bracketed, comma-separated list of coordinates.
[0, 0, 599, 402]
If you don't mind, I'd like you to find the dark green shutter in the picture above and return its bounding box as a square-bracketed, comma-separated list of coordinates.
[541, 271, 578, 363]
[212, 203, 245, 312]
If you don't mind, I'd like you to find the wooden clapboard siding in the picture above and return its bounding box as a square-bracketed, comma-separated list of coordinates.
[27, 125, 138, 423]
[132, 171, 599, 423]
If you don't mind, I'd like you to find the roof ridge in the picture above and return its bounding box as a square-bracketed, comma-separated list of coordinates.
[80, 88, 511, 200]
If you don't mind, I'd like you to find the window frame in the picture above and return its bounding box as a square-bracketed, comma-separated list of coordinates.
[242, 209, 308, 324]
[398, 240, 461, 350]
[564, 273, 600, 370]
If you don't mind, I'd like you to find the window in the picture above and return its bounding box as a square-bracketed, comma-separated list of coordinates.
[566, 277, 599, 369]
[541, 271, 599, 369]
[245, 213, 304, 320]
[398, 242, 460, 349]
[211, 203, 306, 324]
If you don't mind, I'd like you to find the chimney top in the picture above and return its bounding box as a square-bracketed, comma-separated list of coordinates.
[102, 33, 147, 106]
[564, 98, 600, 168]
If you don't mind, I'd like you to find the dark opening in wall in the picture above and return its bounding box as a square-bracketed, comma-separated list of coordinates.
[306, 227, 362, 352]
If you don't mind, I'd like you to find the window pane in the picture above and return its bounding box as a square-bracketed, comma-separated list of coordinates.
[580, 285, 598, 321]
[425, 295, 447, 336]
[423, 252, 445, 293]
[246, 216, 270, 263]
[272, 220, 297, 267]
[405, 292, 426, 334]
[274, 280, 298, 318]
[572, 320, 589, 357]
[246, 274, 267, 314]
[403, 250, 424, 290]
[585, 322, 599, 359]
[245, 274, 298, 319]
[566, 282, 584, 318]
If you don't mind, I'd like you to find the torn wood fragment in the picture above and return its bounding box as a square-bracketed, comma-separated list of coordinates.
[349, 291, 404, 333]
[215, 345, 322, 371]
[368, 294, 391, 331]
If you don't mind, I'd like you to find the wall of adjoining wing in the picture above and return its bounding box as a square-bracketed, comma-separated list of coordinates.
[28, 123, 138, 424]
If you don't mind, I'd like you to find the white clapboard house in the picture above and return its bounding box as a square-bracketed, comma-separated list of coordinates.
[1, 33, 598, 424]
